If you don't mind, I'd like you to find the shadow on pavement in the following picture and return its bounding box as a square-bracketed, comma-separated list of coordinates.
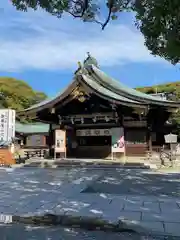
[82, 169, 180, 197]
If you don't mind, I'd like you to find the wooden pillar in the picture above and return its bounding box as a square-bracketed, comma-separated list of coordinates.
[147, 125, 152, 153]
[48, 123, 54, 157]
[66, 127, 77, 158]
[146, 108, 153, 154]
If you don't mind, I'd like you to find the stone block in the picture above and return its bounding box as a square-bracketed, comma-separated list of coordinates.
[125, 197, 143, 205]
[118, 211, 141, 221]
[142, 211, 180, 223]
[164, 222, 180, 236]
[139, 221, 165, 234]
[65, 206, 103, 220]
[160, 202, 180, 212]
[123, 201, 143, 212]
[143, 202, 161, 213]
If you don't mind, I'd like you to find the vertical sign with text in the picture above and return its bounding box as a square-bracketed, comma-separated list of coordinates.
[55, 129, 66, 157]
[0, 109, 16, 142]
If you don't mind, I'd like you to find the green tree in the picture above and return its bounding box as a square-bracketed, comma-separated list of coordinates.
[12, 0, 180, 64]
[137, 81, 180, 133]
[0, 77, 47, 112]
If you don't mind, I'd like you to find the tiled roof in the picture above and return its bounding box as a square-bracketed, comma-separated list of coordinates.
[81, 74, 146, 108]
[15, 122, 49, 134]
[88, 65, 180, 107]
[19, 55, 180, 114]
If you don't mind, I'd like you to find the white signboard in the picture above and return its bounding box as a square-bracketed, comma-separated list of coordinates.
[55, 129, 66, 153]
[76, 129, 111, 136]
[0, 109, 16, 142]
[111, 128, 125, 153]
[164, 133, 177, 143]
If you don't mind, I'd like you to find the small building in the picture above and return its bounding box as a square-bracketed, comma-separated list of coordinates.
[15, 122, 49, 148]
[18, 53, 180, 159]
[150, 92, 175, 101]
[150, 92, 168, 101]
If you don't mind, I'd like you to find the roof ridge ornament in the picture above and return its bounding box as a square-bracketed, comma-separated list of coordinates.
[77, 61, 82, 69]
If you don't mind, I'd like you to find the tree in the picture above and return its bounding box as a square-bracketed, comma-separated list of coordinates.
[0, 77, 47, 111]
[12, 0, 180, 64]
[137, 82, 180, 134]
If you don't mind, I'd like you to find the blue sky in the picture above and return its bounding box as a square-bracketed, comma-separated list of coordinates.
[0, 0, 180, 97]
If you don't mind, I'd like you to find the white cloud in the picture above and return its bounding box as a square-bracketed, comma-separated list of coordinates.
[0, 2, 165, 72]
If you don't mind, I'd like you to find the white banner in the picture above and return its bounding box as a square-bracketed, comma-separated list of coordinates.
[55, 129, 66, 153]
[111, 128, 125, 153]
[0, 109, 16, 142]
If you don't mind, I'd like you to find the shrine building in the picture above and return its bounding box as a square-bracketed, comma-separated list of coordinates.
[18, 53, 180, 159]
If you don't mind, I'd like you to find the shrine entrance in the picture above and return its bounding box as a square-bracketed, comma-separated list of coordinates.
[76, 129, 111, 159]
[66, 128, 124, 159]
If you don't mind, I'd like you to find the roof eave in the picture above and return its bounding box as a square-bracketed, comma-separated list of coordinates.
[17, 80, 78, 115]
[89, 65, 180, 108]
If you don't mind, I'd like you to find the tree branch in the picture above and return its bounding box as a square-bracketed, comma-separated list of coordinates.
[102, 7, 112, 30]
[68, 0, 132, 30]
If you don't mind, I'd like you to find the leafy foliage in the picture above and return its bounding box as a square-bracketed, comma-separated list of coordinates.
[136, 82, 180, 95]
[11, 0, 180, 64]
[0, 77, 47, 122]
[134, 0, 180, 65]
[137, 82, 180, 128]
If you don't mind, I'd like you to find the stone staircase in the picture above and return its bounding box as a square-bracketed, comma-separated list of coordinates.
[22, 157, 152, 169]
[124, 156, 158, 169]
[0, 149, 16, 166]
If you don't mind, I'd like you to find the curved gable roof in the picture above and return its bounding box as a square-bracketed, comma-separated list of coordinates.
[19, 58, 180, 114]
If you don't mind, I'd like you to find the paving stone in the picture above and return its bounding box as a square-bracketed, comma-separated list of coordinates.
[142, 212, 180, 223]
[143, 202, 161, 213]
[110, 194, 127, 201]
[164, 222, 180, 236]
[126, 195, 158, 203]
[70, 193, 111, 205]
[138, 221, 165, 234]
[53, 200, 91, 215]
[100, 209, 120, 223]
[118, 211, 141, 221]
[65, 206, 103, 219]
[106, 200, 124, 211]
[124, 201, 144, 212]
[159, 202, 180, 212]
[0, 206, 16, 214]
[109, 197, 125, 207]
[0, 224, 158, 240]
[17, 202, 44, 213]
[36, 202, 57, 212]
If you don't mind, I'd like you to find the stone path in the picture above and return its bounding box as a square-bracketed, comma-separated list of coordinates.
[0, 167, 179, 237]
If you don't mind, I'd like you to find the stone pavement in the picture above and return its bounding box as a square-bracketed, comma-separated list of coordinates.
[0, 224, 178, 240]
[0, 167, 180, 237]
